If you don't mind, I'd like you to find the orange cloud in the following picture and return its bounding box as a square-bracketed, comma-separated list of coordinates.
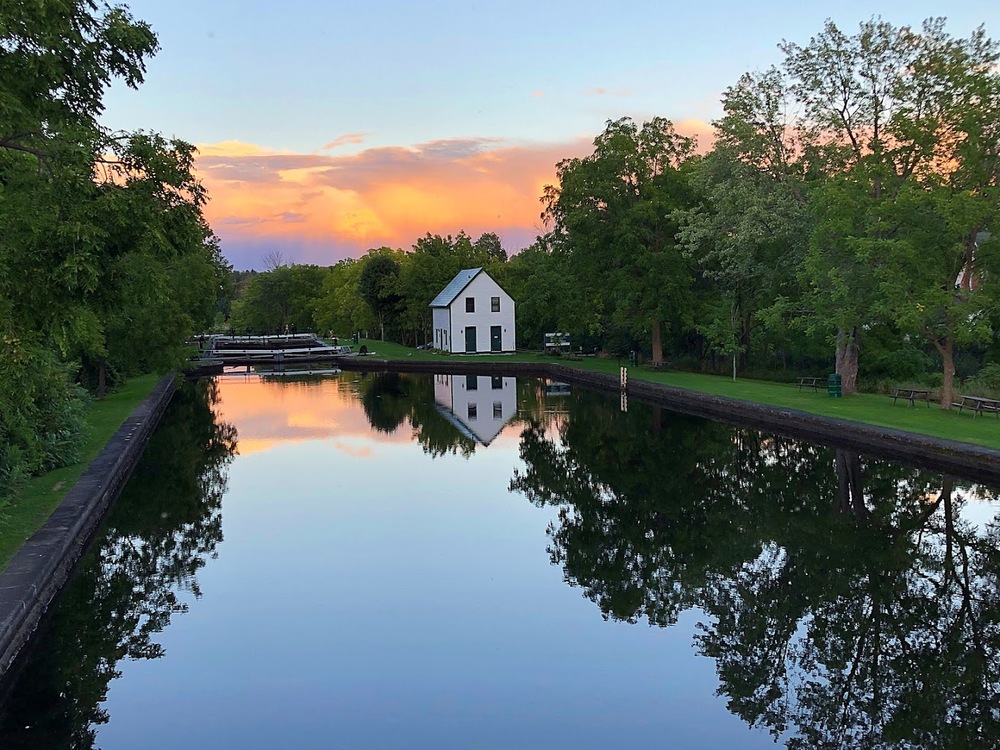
[195, 123, 715, 269]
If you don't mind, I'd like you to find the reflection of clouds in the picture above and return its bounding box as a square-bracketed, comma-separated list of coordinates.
[216, 377, 411, 457]
[194, 124, 713, 268]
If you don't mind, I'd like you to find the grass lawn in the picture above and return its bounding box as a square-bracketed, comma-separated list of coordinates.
[0, 374, 162, 570]
[347, 338, 1000, 451]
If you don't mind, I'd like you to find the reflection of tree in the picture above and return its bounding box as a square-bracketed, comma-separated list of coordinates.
[511, 390, 1000, 747]
[511, 389, 746, 624]
[356, 373, 477, 458]
[0, 379, 237, 749]
[358, 372, 413, 434]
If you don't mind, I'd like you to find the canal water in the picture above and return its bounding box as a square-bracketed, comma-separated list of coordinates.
[1, 372, 998, 749]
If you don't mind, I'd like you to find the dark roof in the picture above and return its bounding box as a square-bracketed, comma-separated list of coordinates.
[428, 268, 483, 308]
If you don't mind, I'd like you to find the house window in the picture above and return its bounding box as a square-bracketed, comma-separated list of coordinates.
[466, 375, 478, 391]
[493, 402, 502, 419]
[468, 403, 477, 420]
[491, 376, 503, 390]
[491, 296, 500, 313]
[466, 297, 475, 313]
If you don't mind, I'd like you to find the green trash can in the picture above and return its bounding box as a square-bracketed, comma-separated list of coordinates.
[827, 373, 842, 398]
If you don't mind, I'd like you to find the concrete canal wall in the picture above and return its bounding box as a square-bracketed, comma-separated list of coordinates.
[0, 375, 178, 678]
[338, 357, 1000, 487]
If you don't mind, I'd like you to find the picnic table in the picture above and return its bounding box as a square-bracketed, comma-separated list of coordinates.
[955, 394, 1000, 418]
[797, 376, 824, 392]
[891, 387, 932, 407]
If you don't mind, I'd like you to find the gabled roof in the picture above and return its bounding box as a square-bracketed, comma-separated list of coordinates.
[429, 267, 484, 308]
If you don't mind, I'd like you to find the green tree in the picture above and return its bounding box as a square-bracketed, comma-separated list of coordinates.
[313, 258, 374, 337]
[678, 148, 811, 376]
[500, 236, 580, 349]
[778, 18, 1000, 400]
[358, 249, 404, 341]
[542, 117, 697, 366]
[229, 264, 327, 334]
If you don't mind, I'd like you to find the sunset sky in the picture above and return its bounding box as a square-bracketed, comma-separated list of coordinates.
[101, 1, 999, 270]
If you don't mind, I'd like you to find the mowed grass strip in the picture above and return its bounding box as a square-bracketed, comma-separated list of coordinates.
[348, 339, 1000, 451]
[0, 374, 162, 570]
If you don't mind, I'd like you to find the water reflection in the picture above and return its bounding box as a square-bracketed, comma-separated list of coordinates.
[510, 389, 1000, 747]
[3, 373, 999, 748]
[0, 380, 237, 748]
[358, 372, 521, 457]
[433, 374, 517, 446]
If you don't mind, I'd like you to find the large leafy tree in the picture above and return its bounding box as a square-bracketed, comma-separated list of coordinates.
[542, 117, 697, 366]
[0, 2, 228, 497]
[358, 249, 405, 341]
[715, 19, 1000, 399]
[678, 148, 811, 377]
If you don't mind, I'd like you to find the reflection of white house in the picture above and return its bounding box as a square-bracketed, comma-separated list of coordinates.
[433, 374, 517, 445]
[429, 268, 515, 353]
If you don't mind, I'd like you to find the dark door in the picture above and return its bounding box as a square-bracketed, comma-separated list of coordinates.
[490, 325, 502, 352]
[465, 326, 477, 353]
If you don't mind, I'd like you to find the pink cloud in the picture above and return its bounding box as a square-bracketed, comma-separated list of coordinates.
[317, 132, 369, 151]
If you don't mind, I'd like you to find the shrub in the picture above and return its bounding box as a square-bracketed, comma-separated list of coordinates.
[0, 336, 89, 501]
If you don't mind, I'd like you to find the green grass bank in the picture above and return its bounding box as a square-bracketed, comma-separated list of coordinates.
[0, 374, 161, 570]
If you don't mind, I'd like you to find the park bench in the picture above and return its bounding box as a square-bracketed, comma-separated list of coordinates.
[891, 387, 932, 407]
[797, 376, 824, 392]
[955, 394, 1000, 419]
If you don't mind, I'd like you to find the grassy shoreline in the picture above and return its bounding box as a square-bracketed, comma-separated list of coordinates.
[0, 374, 162, 569]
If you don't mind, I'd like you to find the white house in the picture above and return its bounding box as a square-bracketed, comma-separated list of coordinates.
[429, 268, 515, 353]
[433, 374, 518, 446]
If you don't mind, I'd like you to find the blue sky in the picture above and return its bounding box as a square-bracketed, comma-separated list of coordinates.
[99, 1, 1000, 268]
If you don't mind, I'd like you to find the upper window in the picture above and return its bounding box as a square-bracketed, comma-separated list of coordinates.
[466, 297, 475, 313]
[491, 296, 500, 313]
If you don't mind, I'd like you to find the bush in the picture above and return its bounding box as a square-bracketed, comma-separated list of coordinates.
[962, 363, 1000, 399]
[0, 336, 89, 501]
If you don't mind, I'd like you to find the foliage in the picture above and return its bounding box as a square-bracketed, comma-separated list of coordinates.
[0, 0, 229, 505]
[0, 333, 89, 500]
[541, 116, 698, 365]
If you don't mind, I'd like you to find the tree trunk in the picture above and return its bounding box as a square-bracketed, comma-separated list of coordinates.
[739, 308, 751, 371]
[936, 336, 956, 409]
[97, 359, 107, 400]
[651, 315, 663, 367]
[834, 450, 868, 520]
[835, 326, 860, 394]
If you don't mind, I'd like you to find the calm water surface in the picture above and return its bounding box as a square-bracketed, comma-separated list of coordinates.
[2, 372, 999, 749]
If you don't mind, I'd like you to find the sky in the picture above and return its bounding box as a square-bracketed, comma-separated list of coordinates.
[100, 1, 1000, 270]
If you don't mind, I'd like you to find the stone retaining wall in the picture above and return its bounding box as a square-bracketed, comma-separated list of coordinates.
[0, 375, 178, 677]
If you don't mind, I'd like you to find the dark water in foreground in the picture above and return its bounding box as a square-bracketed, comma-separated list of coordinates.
[1, 372, 999, 749]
